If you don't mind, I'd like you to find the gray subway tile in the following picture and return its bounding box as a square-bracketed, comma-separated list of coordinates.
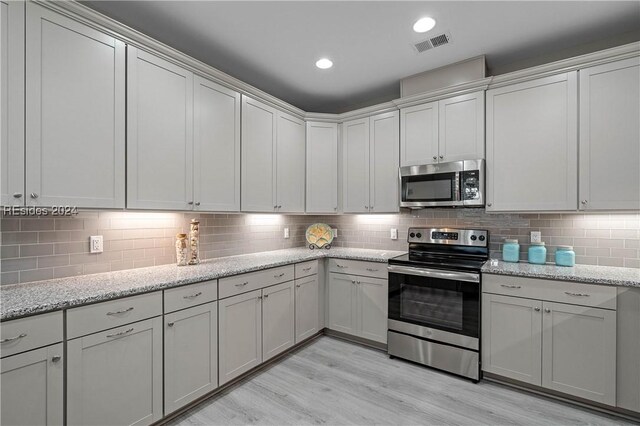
[20, 218, 55, 231]
[19, 268, 54, 283]
[38, 255, 70, 268]
[1, 245, 20, 259]
[2, 257, 37, 272]
[1, 272, 19, 285]
[20, 244, 54, 257]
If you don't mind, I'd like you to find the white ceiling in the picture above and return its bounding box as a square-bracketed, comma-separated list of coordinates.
[82, 1, 640, 113]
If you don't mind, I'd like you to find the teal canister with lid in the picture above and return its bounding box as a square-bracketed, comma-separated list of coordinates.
[528, 242, 547, 265]
[555, 245, 575, 267]
[502, 239, 520, 263]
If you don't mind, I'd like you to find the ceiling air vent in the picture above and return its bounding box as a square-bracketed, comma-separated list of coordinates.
[414, 32, 451, 53]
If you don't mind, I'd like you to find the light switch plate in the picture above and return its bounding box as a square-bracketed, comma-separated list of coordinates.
[90, 235, 103, 253]
[390, 228, 398, 240]
[333, 228, 338, 238]
[530, 231, 542, 243]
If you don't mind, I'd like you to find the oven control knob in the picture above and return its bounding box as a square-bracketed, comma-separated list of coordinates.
[470, 235, 477, 241]
[416, 233, 422, 238]
[409, 232, 415, 238]
[478, 235, 485, 241]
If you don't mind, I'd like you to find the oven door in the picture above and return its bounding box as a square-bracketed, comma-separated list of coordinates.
[388, 265, 480, 349]
[400, 163, 463, 208]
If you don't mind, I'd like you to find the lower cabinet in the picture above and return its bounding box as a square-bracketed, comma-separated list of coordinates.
[164, 302, 218, 414]
[295, 275, 320, 343]
[262, 281, 295, 361]
[0, 343, 64, 426]
[482, 292, 617, 406]
[67, 317, 163, 426]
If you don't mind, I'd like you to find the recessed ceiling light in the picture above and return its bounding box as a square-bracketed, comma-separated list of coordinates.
[413, 17, 436, 33]
[315, 58, 333, 69]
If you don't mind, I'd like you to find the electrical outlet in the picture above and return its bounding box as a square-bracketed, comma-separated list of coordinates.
[90, 235, 103, 253]
[283, 227, 290, 239]
[333, 228, 338, 238]
[530, 231, 542, 243]
[390, 228, 398, 240]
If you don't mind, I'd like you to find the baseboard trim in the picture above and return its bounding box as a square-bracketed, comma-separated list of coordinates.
[323, 328, 387, 351]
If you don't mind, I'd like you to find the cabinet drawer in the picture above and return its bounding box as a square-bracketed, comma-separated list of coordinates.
[328, 259, 387, 279]
[295, 260, 318, 278]
[164, 280, 218, 313]
[219, 265, 294, 299]
[483, 274, 617, 310]
[0, 311, 63, 358]
[67, 291, 163, 339]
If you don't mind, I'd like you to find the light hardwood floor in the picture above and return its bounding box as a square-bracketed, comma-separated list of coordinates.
[167, 336, 633, 426]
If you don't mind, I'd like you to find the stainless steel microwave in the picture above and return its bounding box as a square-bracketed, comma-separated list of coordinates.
[400, 159, 484, 208]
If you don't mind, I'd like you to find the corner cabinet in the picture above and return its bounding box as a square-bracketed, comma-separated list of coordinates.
[486, 73, 578, 212]
[343, 111, 399, 213]
[578, 57, 640, 211]
[241, 96, 305, 213]
[306, 121, 339, 213]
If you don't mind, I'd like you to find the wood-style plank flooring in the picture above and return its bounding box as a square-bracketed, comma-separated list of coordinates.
[167, 336, 634, 426]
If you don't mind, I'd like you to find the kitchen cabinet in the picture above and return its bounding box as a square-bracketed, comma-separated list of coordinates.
[343, 111, 399, 213]
[218, 289, 263, 385]
[262, 281, 295, 361]
[400, 91, 484, 167]
[0, 0, 24, 207]
[242, 96, 305, 213]
[295, 274, 320, 343]
[306, 121, 339, 213]
[578, 57, 640, 211]
[486, 72, 578, 212]
[328, 273, 358, 336]
[0, 343, 64, 426]
[617, 287, 640, 413]
[24, 3, 125, 208]
[164, 302, 218, 414]
[67, 317, 163, 426]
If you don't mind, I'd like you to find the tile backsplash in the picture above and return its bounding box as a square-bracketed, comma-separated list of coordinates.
[1, 209, 639, 284]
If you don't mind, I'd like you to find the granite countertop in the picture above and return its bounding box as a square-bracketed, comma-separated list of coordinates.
[0, 247, 405, 321]
[482, 259, 640, 288]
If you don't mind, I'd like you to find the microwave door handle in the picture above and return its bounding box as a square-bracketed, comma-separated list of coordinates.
[387, 265, 480, 283]
[455, 171, 461, 201]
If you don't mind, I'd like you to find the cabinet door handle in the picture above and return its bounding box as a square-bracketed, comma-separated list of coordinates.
[366, 268, 378, 272]
[487, 203, 492, 207]
[264, 294, 269, 298]
[106, 328, 134, 338]
[356, 281, 361, 284]
[183, 292, 202, 299]
[106, 307, 134, 316]
[274, 205, 278, 209]
[335, 264, 347, 268]
[274, 273, 285, 278]
[544, 308, 551, 313]
[51, 355, 62, 363]
[351, 280, 356, 284]
[581, 200, 588, 205]
[534, 307, 541, 312]
[500, 285, 521, 289]
[0, 333, 27, 343]
[365, 205, 369, 210]
[334, 206, 338, 211]
[565, 292, 590, 297]
[195, 202, 200, 206]
[30, 192, 38, 199]
[439, 155, 444, 160]
[235, 282, 248, 287]
[167, 322, 175, 327]
[296, 284, 301, 288]
[432, 156, 437, 160]
[13, 193, 22, 199]
[187, 201, 194, 205]
[303, 267, 312, 271]
[257, 296, 263, 300]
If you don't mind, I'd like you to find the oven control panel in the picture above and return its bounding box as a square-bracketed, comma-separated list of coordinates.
[408, 228, 488, 247]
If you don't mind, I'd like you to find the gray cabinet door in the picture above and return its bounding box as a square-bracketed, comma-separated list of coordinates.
[357, 276, 388, 344]
[127, 47, 193, 210]
[579, 57, 640, 211]
[541, 301, 616, 406]
[438, 91, 485, 162]
[219, 290, 262, 385]
[67, 318, 163, 426]
[342, 117, 370, 213]
[328, 273, 357, 336]
[241, 95, 276, 212]
[276, 112, 306, 213]
[295, 275, 320, 343]
[617, 287, 640, 412]
[0, 343, 63, 426]
[486, 72, 578, 211]
[164, 302, 218, 415]
[26, 3, 125, 208]
[0, 0, 24, 207]
[263, 281, 295, 361]
[481, 293, 542, 385]
[306, 121, 338, 213]
[193, 75, 240, 212]
[369, 111, 399, 213]
[400, 101, 438, 166]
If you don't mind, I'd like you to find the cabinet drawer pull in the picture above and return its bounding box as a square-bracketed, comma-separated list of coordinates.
[183, 292, 202, 299]
[0, 333, 27, 343]
[565, 292, 590, 297]
[500, 285, 522, 289]
[167, 322, 175, 327]
[534, 307, 541, 312]
[235, 282, 249, 287]
[336, 264, 347, 268]
[106, 328, 134, 338]
[51, 355, 62, 363]
[303, 267, 312, 271]
[106, 307, 134, 316]
[366, 268, 379, 272]
[544, 308, 551, 313]
[296, 284, 301, 288]
[274, 273, 285, 278]
[264, 294, 269, 298]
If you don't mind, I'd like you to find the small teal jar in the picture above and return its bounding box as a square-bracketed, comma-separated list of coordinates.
[555, 245, 575, 267]
[502, 239, 520, 263]
[528, 242, 547, 265]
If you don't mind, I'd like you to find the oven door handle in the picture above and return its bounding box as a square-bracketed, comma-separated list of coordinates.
[387, 265, 479, 283]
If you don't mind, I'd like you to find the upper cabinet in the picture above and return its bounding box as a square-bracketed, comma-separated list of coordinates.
[306, 122, 338, 214]
[241, 96, 305, 213]
[486, 73, 578, 212]
[24, 3, 125, 208]
[579, 57, 640, 211]
[128, 47, 240, 211]
[343, 111, 399, 213]
[400, 91, 484, 166]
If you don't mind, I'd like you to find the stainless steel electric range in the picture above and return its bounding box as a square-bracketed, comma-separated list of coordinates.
[387, 227, 489, 381]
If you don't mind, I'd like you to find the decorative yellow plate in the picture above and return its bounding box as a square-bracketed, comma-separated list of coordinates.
[306, 223, 334, 249]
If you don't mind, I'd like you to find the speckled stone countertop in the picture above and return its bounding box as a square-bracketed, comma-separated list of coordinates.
[0, 247, 405, 321]
[482, 259, 640, 288]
